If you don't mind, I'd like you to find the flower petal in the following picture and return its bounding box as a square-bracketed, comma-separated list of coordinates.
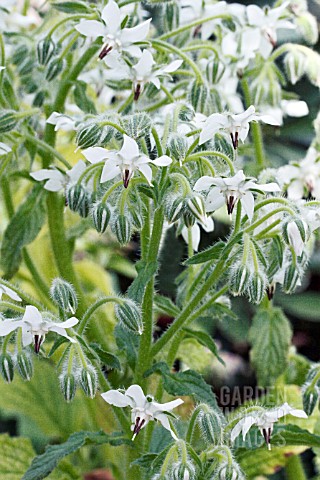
[22, 305, 43, 327]
[101, 389, 134, 407]
[240, 192, 255, 222]
[82, 147, 109, 164]
[100, 162, 120, 183]
[153, 412, 178, 440]
[194, 176, 216, 191]
[138, 164, 153, 185]
[121, 19, 151, 45]
[101, 0, 121, 33]
[51, 317, 79, 329]
[1, 285, 22, 301]
[0, 320, 23, 336]
[152, 155, 172, 166]
[75, 20, 106, 38]
[125, 384, 146, 407]
[119, 135, 140, 159]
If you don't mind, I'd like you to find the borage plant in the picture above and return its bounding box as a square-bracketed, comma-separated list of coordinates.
[1, 0, 320, 479]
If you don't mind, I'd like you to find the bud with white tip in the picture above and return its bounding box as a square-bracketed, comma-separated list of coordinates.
[37, 37, 55, 65]
[165, 196, 184, 224]
[230, 264, 251, 296]
[248, 272, 266, 304]
[60, 372, 77, 402]
[76, 122, 104, 149]
[50, 278, 78, 314]
[66, 184, 91, 217]
[0, 353, 14, 383]
[186, 194, 206, 225]
[79, 364, 98, 398]
[302, 365, 320, 415]
[112, 215, 132, 245]
[46, 58, 65, 81]
[92, 202, 111, 233]
[16, 352, 33, 381]
[115, 299, 143, 335]
[284, 50, 307, 85]
[283, 218, 309, 257]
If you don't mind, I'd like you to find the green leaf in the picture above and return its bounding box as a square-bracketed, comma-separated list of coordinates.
[1, 185, 46, 278]
[114, 323, 138, 370]
[249, 307, 292, 386]
[154, 295, 180, 317]
[184, 241, 225, 265]
[73, 81, 96, 114]
[127, 260, 158, 303]
[183, 328, 225, 365]
[23, 431, 130, 480]
[89, 343, 121, 370]
[277, 291, 320, 322]
[52, 2, 91, 14]
[145, 362, 219, 410]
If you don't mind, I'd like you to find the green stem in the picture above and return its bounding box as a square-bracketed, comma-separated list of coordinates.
[0, 302, 25, 313]
[151, 127, 163, 156]
[134, 207, 165, 384]
[99, 120, 126, 135]
[22, 251, 52, 306]
[78, 296, 123, 334]
[234, 202, 242, 233]
[186, 151, 234, 174]
[22, 133, 72, 168]
[245, 206, 295, 233]
[285, 455, 307, 480]
[158, 14, 231, 41]
[241, 78, 265, 170]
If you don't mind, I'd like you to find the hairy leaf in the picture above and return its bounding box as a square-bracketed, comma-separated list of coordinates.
[183, 328, 225, 365]
[154, 295, 180, 317]
[184, 241, 225, 265]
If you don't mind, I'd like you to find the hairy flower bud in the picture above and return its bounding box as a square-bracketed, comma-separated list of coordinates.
[0, 110, 18, 133]
[115, 300, 143, 335]
[248, 272, 266, 304]
[197, 407, 225, 444]
[37, 37, 56, 65]
[46, 58, 65, 81]
[60, 372, 77, 402]
[296, 12, 318, 45]
[206, 57, 225, 84]
[66, 184, 91, 217]
[50, 278, 78, 314]
[112, 215, 132, 245]
[120, 112, 151, 139]
[165, 196, 184, 223]
[188, 80, 213, 116]
[283, 218, 309, 257]
[186, 194, 206, 224]
[230, 264, 251, 296]
[79, 365, 98, 398]
[284, 50, 307, 85]
[17, 352, 33, 381]
[0, 353, 14, 383]
[92, 202, 111, 233]
[302, 365, 320, 415]
[178, 103, 195, 122]
[163, 2, 180, 31]
[76, 122, 104, 149]
[283, 263, 300, 293]
[168, 134, 188, 166]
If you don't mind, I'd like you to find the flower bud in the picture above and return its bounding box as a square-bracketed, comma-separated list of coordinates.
[296, 12, 318, 45]
[130, 209, 144, 230]
[168, 134, 188, 165]
[230, 264, 251, 296]
[178, 103, 195, 122]
[79, 365, 98, 398]
[16, 352, 33, 381]
[0, 353, 14, 383]
[284, 50, 307, 85]
[171, 463, 196, 480]
[188, 80, 213, 116]
[18, 58, 35, 76]
[76, 122, 103, 149]
[165, 196, 184, 224]
[182, 210, 196, 228]
[248, 272, 266, 304]
[46, 58, 65, 81]
[197, 407, 225, 444]
[60, 372, 77, 402]
[12, 44, 29, 65]
[218, 464, 240, 480]
[66, 184, 91, 217]
[0, 110, 18, 133]
[92, 202, 111, 233]
[115, 300, 143, 335]
[33, 90, 47, 107]
[283, 263, 300, 293]
[50, 278, 78, 314]
[37, 37, 56, 65]
[120, 112, 151, 139]
[283, 218, 309, 257]
[303, 385, 318, 416]
[112, 215, 132, 245]
[206, 57, 225, 84]
[162, 2, 180, 31]
[186, 194, 206, 224]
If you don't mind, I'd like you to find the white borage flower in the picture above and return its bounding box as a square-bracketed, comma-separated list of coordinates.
[181, 217, 214, 252]
[230, 403, 307, 450]
[30, 160, 87, 192]
[246, 2, 295, 58]
[194, 170, 280, 222]
[0, 142, 12, 155]
[101, 384, 183, 440]
[0, 284, 21, 302]
[0, 305, 78, 353]
[81, 134, 172, 188]
[75, 0, 151, 60]
[261, 100, 309, 126]
[46, 112, 76, 132]
[199, 105, 280, 148]
[278, 148, 320, 200]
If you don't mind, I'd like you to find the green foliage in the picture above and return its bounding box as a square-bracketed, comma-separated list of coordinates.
[23, 430, 130, 480]
[145, 362, 219, 409]
[183, 328, 225, 365]
[184, 241, 225, 265]
[249, 307, 292, 386]
[1, 186, 46, 278]
[277, 291, 320, 321]
[154, 294, 180, 317]
[127, 259, 158, 303]
[52, 1, 91, 14]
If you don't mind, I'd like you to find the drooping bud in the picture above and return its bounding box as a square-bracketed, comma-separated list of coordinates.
[162, 1, 180, 31]
[165, 196, 184, 224]
[115, 299, 143, 335]
[248, 272, 266, 304]
[120, 112, 152, 140]
[283, 218, 309, 257]
[178, 103, 195, 122]
[50, 278, 78, 314]
[76, 122, 104, 149]
[46, 58, 65, 81]
[185, 194, 206, 224]
[282, 263, 300, 293]
[230, 264, 251, 296]
[188, 80, 213, 116]
[171, 462, 196, 480]
[197, 406, 226, 444]
[66, 184, 91, 217]
[302, 365, 320, 415]
[91, 202, 111, 233]
[37, 37, 56, 65]
[16, 352, 33, 381]
[0, 353, 14, 383]
[0, 110, 18, 133]
[284, 50, 307, 85]
[60, 372, 77, 402]
[168, 134, 188, 165]
[206, 57, 225, 84]
[79, 365, 98, 398]
[296, 12, 318, 45]
[112, 215, 132, 245]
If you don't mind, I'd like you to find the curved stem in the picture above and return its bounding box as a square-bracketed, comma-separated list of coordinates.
[186, 151, 234, 174]
[22, 133, 71, 168]
[78, 296, 123, 335]
[285, 455, 307, 480]
[158, 14, 232, 41]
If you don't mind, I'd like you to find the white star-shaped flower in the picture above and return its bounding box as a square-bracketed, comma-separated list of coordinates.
[46, 112, 76, 132]
[75, 0, 151, 59]
[231, 403, 307, 450]
[194, 170, 280, 221]
[181, 217, 214, 252]
[199, 105, 279, 147]
[82, 135, 172, 187]
[30, 160, 87, 192]
[0, 305, 78, 353]
[101, 384, 183, 440]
